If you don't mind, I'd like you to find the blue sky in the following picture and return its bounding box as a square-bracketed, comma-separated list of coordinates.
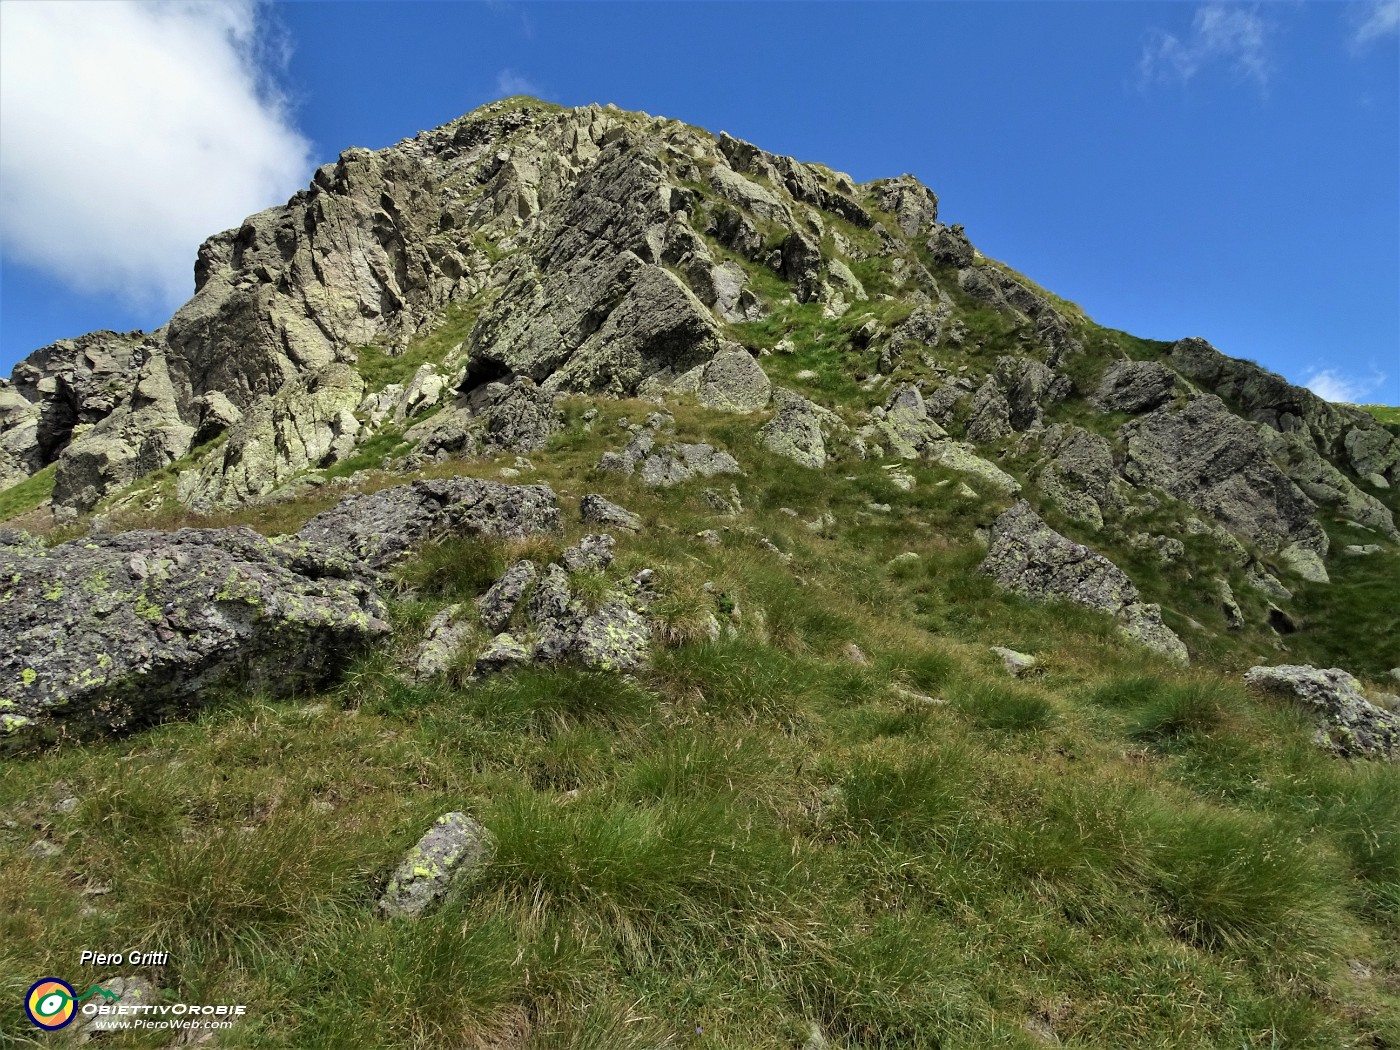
[2, 1, 1397, 404]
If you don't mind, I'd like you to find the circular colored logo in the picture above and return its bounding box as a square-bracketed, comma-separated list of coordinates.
[26, 978, 77, 1030]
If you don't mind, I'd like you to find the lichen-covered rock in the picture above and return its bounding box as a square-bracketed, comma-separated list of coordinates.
[0, 527, 388, 752]
[761, 389, 837, 469]
[1120, 395, 1326, 556]
[476, 560, 537, 634]
[527, 564, 586, 662]
[577, 601, 650, 671]
[979, 501, 1188, 663]
[1215, 578, 1245, 630]
[1257, 427, 1398, 540]
[1244, 665, 1399, 760]
[478, 378, 563, 453]
[990, 646, 1038, 677]
[1169, 336, 1400, 484]
[1093, 360, 1178, 414]
[379, 812, 495, 917]
[639, 442, 742, 487]
[875, 174, 940, 237]
[870, 385, 946, 457]
[994, 357, 1072, 431]
[562, 534, 616, 572]
[1033, 424, 1125, 531]
[474, 632, 532, 675]
[692, 347, 772, 412]
[964, 377, 1013, 444]
[412, 604, 474, 681]
[297, 478, 559, 569]
[926, 223, 974, 268]
[178, 363, 364, 508]
[579, 493, 641, 531]
[404, 405, 478, 460]
[927, 442, 1021, 496]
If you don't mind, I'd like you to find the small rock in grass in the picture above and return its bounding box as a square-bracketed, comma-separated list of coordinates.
[990, 646, 1039, 677]
[379, 812, 495, 918]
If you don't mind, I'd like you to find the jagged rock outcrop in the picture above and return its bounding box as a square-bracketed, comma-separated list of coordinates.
[178, 362, 363, 508]
[980, 501, 1188, 663]
[995, 356, 1072, 431]
[1032, 424, 1126, 531]
[1168, 337, 1400, 483]
[1244, 665, 1399, 760]
[0, 527, 387, 752]
[1, 331, 144, 484]
[296, 477, 559, 569]
[761, 389, 841, 469]
[1120, 395, 1327, 559]
[468, 552, 651, 676]
[874, 174, 939, 237]
[1256, 427, 1397, 539]
[964, 378, 1014, 443]
[863, 386, 1021, 495]
[478, 378, 563, 453]
[1093, 360, 1178, 414]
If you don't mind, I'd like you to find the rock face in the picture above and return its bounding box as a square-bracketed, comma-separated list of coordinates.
[0, 528, 387, 752]
[296, 477, 560, 569]
[761, 389, 840, 469]
[979, 501, 1188, 663]
[1169, 337, 1400, 484]
[1033, 425, 1125, 531]
[1094, 360, 1178, 414]
[1244, 665, 1399, 760]
[638, 443, 743, 487]
[379, 812, 495, 917]
[1121, 396, 1327, 557]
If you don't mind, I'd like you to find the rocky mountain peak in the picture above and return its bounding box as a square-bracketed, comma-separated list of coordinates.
[2, 96, 1396, 669]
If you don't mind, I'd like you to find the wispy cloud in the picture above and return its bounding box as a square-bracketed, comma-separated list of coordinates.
[1303, 367, 1386, 405]
[1140, 3, 1275, 93]
[1351, 0, 1400, 48]
[0, 0, 311, 310]
[496, 68, 541, 98]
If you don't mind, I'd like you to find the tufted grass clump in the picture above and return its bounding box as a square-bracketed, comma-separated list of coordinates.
[1129, 680, 1237, 741]
[955, 679, 1057, 731]
[467, 666, 656, 734]
[651, 637, 823, 722]
[838, 748, 973, 850]
[1143, 802, 1343, 959]
[395, 534, 507, 598]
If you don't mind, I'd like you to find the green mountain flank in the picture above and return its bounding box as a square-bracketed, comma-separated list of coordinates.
[1, 97, 1397, 1048]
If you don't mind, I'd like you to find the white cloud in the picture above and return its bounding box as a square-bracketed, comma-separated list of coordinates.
[1303, 367, 1386, 405]
[1140, 4, 1274, 92]
[0, 0, 311, 310]
[1352, 0, 1400, 47]
[495, 68, 541, 98]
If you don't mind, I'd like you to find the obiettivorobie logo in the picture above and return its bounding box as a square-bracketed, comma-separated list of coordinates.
[24, 978, 121, 1030]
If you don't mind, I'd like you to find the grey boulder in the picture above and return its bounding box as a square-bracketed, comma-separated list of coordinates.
[379, 812, 495, 917]
[1244, 665, 1398, 760]
[979, 501, 1188, 663]
[297, 477, 559, 570]
[0, 527, 387, 752]
[579, 493, 642, 531]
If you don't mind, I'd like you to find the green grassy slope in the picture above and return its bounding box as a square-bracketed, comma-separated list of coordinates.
[3, 397, 1397, 1049]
